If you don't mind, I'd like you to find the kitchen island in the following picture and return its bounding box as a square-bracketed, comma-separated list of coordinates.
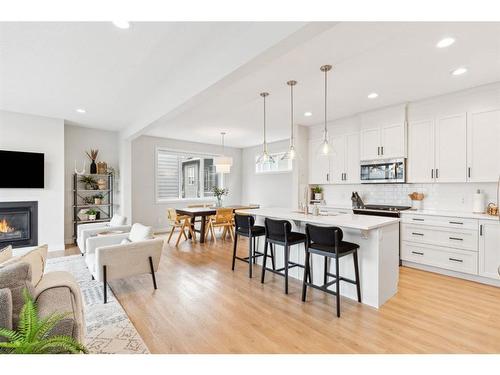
[236, 207, 400, 308]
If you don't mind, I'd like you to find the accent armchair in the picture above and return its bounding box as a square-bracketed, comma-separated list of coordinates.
[85, 223, 164, 303]
[77, 214, 131, 255]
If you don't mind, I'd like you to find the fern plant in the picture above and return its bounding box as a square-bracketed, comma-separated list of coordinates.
[0, 289, 87, 354]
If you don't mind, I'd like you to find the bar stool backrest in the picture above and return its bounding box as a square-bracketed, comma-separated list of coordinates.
[235, 214, 255, 232]
[305, 224, 343, 251]
[265, 218, 292, 241]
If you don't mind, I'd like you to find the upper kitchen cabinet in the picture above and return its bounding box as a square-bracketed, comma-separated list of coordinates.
[435, 113, 467, 183]
[308, 138, 330, 184]
[360, 122, 406, 161]
[330, 133, 360, 184]
[408, 119, 435, 183]
[467, 109, 500, 182]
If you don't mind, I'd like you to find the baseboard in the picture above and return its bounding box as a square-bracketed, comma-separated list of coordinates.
[402, 261, 500, 287]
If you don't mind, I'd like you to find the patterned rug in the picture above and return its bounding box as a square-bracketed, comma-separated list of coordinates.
[45, 255, 149, 354]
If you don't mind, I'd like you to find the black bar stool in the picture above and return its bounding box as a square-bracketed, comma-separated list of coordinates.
[261, 218, 309, 294]
[232, 214, 274, 278]
[302, 223, 361, 318]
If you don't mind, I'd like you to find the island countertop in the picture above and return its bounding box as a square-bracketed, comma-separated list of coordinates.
[236, 207, 399, 231]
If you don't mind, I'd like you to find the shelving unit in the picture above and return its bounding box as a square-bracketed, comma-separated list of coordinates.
[72, 173, 114, 243]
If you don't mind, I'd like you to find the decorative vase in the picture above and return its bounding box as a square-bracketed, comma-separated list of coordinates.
[85, 183, 95, 190]
[216, 197, 223, 207]
[78, 210, 89, 221]
[314, 193, 323, 200]
[88, 214, 96, 221]
[94, 198, 102, 205]
[90, 160, 97, 174]
[97, 161, 107, 174]
[97, 178, 107, 190]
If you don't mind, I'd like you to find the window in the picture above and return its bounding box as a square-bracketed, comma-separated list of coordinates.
[156, 149, 221, 201]
[255, 152, 292, 174]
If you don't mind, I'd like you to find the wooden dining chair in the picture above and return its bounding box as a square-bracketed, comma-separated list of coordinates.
[167, 208, 196, 246]
[205, 208, 235, 242]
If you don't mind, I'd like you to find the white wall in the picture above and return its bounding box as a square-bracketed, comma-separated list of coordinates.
[0, 110, 65, 251]
[309, 82, 500, 212]
[64, 124, 120, 243]
[131, 135, 242, 231]
[241, 139, 293, 209]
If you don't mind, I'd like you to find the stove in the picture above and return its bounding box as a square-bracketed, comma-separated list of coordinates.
[353, 204, 412, 218]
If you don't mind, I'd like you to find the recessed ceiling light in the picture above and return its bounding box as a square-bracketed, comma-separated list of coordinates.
[367, 92, 379, 99]
[451, 67, 467, 76]
[76, 108, 86, 114]
[304, 111, 313, 117]
[436, 37, 455, 48]
[112, 21, 130, 29]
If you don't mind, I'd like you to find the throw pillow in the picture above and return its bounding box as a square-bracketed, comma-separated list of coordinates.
[128, 223, 153, 242]
[120, 238, 131, 245]
[0, 262, 34, 328]
[0, 245, 13, 264]
[0, 244, 48, 287]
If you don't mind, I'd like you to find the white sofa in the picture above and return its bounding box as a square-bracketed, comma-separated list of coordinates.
[77, 215, 131, 255]
[85, 223, 164, 303]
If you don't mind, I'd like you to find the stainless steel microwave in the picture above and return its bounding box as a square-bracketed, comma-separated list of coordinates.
[360, 158, 406, 184]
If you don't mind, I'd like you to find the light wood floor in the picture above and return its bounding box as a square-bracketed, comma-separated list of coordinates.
[61, 235, 500, 354]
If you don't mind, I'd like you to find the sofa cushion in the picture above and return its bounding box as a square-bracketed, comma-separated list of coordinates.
[109, 215, 126, 227]
[128, 223, 153, 243]
[0, 262, 34, 328]
[36, 286, 77, 340]
[1, 244, 48, 287]
[0, 245, 12, 264]
[0, 288, 12, 331]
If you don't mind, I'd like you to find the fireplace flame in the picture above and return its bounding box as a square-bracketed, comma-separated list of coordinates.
[0, 218, 15, 233]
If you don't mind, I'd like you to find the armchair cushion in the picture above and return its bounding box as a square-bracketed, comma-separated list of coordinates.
[85, 232, 130, 255]
[109, 215, 127, 226]
[78, 224, 131, 254]
[0, 288, 12, 331]
[0, 262, 34, 328]
[128, 223, 153, 243]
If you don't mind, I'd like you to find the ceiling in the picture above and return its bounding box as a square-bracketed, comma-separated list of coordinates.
[1, 22, 500, 148]
[0, 22, 306, 131]
[146, 22, 500, 147]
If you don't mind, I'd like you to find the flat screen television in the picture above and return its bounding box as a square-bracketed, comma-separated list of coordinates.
[0, 150, 44, 188]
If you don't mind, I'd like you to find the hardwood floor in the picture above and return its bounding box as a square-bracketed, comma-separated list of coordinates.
[64, 235, 500, 353]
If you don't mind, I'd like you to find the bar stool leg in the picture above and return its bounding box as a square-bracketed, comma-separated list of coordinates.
[232, 233, 238, 271]
[284, 245, 289, 294]
[248, 235, 253, 278]
[261, 241, 269, 283]
[353, 249, 361, 303]
[253, 237, 257, 264]
[302, 250, 310, 302]
[335, 257, 341, 318]
[324, 256, 328, 285]
[270, 244, 276, 270]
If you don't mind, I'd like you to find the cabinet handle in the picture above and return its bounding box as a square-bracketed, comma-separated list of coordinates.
[411, 251, 424, 255]
[436, 169, 439, 179]
[449, 221, 463, 225]
[431, 169, 434, 179]
[412, 218, 425, 221]
[480, 224, 483, 236]
[449, 258, 463, 263]
[381, 146, 384, 155]
[411, 232, 424, 236]
[344, 173, 347, 181]
[449, 237, 463, 241]
[468, 167, 471, 178]
[326, 173, 329, 182]
[377, 147, 380, 156]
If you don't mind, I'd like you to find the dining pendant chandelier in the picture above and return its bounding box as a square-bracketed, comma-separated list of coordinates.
[319, 64, 333, 156]
[214, 132, 233, 173]
[256, 92, 275, 164]
[281, 80, 297, 161]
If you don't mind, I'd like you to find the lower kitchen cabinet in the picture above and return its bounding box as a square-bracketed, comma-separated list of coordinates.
[478, 220, 500, 279]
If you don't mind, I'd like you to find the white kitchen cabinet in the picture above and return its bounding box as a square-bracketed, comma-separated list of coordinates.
[330, 135, 346, 183]
[345, 133, 360, 183]
[435, 113, 467, 183]
[308, 138, 330, 184]
[408, 119, 435, 183]
[360, 123, 406, 161]
[330, 133, 360, 184]
[467, 109, 500, 182]
[478, 220, 500, 279]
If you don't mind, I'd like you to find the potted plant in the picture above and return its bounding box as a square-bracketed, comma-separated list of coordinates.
[312, 186, 323, 200]
[212, 187, 229, 207]
[93, 193, 104, 205]
[79, 175, 98, 190]
[82, 196, 94, 205]
[0, 289, 87, 354]
[86, 149, 99, 174]
[86, 209, 97, 221]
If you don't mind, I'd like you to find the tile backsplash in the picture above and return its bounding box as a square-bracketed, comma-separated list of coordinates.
[322, 182, 498, 212]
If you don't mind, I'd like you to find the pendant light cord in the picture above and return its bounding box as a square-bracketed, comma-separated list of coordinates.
[263, 94, 267, 152]
[324, 68, 328, 138]
[290, 83, 294, 145]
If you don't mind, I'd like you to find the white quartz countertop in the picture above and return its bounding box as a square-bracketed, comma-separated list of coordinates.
[237, 207, 399, 231]
[401, 209, 500, 221]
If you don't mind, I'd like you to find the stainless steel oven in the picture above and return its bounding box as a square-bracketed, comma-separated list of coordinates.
[360, 158, 406, 184]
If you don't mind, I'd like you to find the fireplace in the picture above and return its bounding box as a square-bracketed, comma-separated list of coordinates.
[0, 201, 38, 248]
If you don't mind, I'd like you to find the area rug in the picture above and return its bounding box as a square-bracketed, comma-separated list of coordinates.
[45, 255, 149, 354]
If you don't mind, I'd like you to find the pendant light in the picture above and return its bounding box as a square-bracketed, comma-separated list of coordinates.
[214, 132, 233, 174]
[282, 80, 297, 161]
[319, 64, 333, 156]
[256, 92, 275, 164]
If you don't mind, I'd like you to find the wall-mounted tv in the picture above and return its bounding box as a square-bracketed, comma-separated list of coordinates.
[0, 150, 44, 188]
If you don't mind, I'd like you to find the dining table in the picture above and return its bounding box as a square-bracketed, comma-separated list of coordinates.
[176, 205, 259, 243]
